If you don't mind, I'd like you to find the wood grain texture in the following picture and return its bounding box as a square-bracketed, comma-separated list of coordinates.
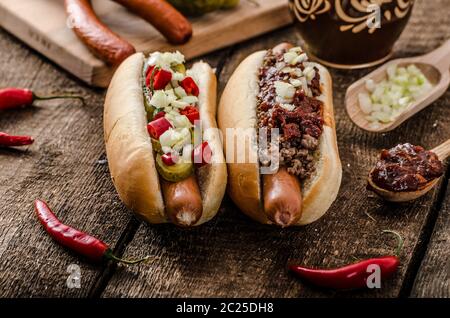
[101, 0, 450, 298]
[0, 0, 291, 87]
[0, 29, 132, 297]
[0, 0, 448, 298]
[411, 176, 450, 298]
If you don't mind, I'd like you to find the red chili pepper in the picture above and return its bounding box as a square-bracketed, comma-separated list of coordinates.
[161, 153, 177, 166]
[192, 141, 212, 167]
[34, 200, 149, 264]
[179, 106, 200, 124]
[153, 69, 172, 90]
[0, 132, 34, 147]
[152, 110, 166, 121]
[289, 256, 399, 289]
[180, 77, 199, 96]
[147, 117, 172, 139]
[0, 87, 85, 111]
[288, 230, 403, 290]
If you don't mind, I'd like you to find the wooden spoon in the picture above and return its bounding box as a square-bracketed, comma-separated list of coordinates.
[368, 139, 450, 202]
[346, 40, 450, 133]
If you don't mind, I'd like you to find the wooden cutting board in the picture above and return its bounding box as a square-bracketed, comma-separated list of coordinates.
[0, 0, 292, 87]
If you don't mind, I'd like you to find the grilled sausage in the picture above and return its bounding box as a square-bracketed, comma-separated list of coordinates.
[160, 175, 203, 227]
[112, 0, 193, 44]
[263, 168, 302, 227]
[65, 0, 136, 65]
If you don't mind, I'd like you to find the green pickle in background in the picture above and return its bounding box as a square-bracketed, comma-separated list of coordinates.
[167, 0, 240, 16]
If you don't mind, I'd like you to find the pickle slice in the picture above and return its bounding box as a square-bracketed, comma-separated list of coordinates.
[144, 95, 155, 121]
[172, 63, 186, 74]
[151, 138, 162, 153]
[156, 154, 194, 182]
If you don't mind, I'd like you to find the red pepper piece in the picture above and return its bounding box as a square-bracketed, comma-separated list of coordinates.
[161, 153, 178, 166]
[152, 110, 166, 121]
[145, 66, 156, 87]
[180, 77, 199, 96]
[0, 87, 85, 111]
[0, 132, 34, 147]
[147, 117, 172, 139]
[192, 141, 212, 167]
[289, 256, 399, 290]
[153, 69, 172, 90]
[34, 200, 149, 264]
[179, 106, 200, 124]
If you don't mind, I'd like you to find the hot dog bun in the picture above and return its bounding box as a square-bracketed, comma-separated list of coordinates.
[104, 53, 227, 225]
[218, 48, 342, 226]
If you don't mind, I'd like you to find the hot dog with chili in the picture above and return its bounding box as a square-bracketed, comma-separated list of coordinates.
[218, 43, 342, 226]
[65, 0, 136, 66]
[104, 51, 226, 226]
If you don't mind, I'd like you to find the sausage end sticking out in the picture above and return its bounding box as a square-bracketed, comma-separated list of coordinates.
[161, 175, 203, 227]
[263, 167, 303, 227]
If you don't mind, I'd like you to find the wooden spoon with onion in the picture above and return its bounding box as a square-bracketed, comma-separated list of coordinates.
[368, 139, 450, 202]
[346, 40, 450, 133]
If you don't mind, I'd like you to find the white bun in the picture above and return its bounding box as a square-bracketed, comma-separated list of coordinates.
[104, 53, 227, 225]
[218, 50, 342, 226]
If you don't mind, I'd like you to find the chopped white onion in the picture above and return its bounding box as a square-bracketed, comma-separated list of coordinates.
[174, 86, 187, 98]
[358, 93, 372, 114]
[280, 103, 295, 111]
[150, 90, 168, 109]
[182, 96, 199, 104]
[283, 51, 298, 65]
[359, 64, 432, 125]
[274, 81, 296, 101]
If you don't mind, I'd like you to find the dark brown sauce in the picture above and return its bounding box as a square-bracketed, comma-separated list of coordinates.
[370, 143, 443, 192]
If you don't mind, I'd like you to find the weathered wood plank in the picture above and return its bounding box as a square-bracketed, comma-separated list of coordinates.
[411, 176, 450, 298]
[101, 0, 450, 298]
[0, 23, 231, 297]
[0, 29, 132, 297]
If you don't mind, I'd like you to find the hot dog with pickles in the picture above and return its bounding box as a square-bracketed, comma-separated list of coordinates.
[104, 51, 226, 226]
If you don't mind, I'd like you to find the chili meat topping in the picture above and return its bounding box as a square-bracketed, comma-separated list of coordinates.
[257, 47, 323, 179]
[371, 143, 443, 192]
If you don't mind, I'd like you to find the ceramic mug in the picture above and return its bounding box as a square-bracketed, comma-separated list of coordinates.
[288, 0, 415, 69]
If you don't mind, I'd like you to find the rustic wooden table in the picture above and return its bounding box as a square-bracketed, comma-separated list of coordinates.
[0, 0, 448, 298]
